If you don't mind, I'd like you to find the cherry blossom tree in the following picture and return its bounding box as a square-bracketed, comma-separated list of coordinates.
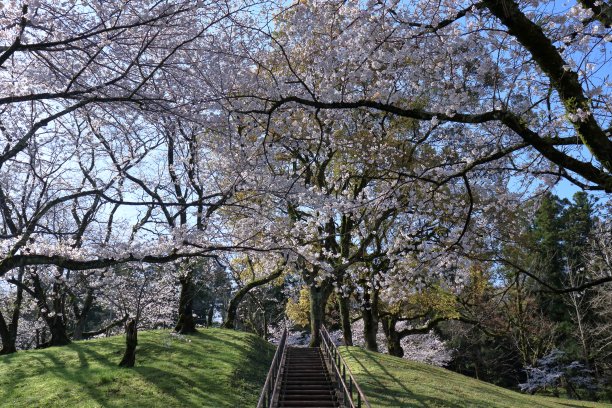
[233, 1, 611, 191]
[0, 0, 259, 277]
[0, 3, 609, 385]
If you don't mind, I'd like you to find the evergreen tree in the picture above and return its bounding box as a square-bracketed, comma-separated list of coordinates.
[561, 192, 595, 276]
[530, 193, 566, 322]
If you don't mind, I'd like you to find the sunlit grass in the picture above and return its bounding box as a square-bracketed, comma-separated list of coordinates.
[6, 330, 607, 408]
[340, 347, 611, 408]
[0, 329, 274, 408]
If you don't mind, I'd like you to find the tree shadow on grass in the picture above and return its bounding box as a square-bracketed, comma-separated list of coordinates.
[192, 329, 275, 402]
[342, 349, 592, 408]
[16, 350, 113, 407]
[342, 348, 414, 407]
[343, 348, 468, 408]
[0, 330, 274, 408]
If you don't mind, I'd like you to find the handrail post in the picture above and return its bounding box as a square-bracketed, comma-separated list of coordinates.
[319, 325, 372, 408]
[256, 327, 288, 408]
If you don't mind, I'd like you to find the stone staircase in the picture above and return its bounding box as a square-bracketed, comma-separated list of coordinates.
[276, 347, 340, 408]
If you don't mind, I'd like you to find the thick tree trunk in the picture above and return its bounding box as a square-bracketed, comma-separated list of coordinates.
[175, 275, 197, 334]
[223, 296, 239, 330]
[119, 319, 137, 367]
[0, 269, 23, 354]
[338, 295, 353, 346]
[362, 309, 378, 352]
[72, 317, 87, 341]
[381, 316, 403, 357]
[26, 273, 71, 347]
[0, 310, 16, 355]
[361, 289, 379, 352]
[48, 316, 71, 347]
[308, 283, 332, 347]
[72, 289, 94, 340]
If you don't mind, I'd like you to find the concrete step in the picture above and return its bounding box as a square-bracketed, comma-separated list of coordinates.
[281, 393, 337, 400]
[276, 347, 339, 408]
[278, 402, 338, 408]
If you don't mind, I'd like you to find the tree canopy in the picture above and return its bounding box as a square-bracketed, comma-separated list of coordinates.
[0, 0, 610, 400]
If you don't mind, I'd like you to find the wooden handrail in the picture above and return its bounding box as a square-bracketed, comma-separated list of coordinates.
[256, 327, 288, 408]
[320, 325, 371, 408]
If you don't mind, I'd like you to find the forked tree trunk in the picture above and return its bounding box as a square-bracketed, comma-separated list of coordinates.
[72, 289, 94, 340]
[119, 319, 137, 367]
[175, 275, 197, 334]
[338, 296, 353, 346]
[30, 274, 71, 347]
[381, 316, 403, 357]
[47, 316, 71, 347]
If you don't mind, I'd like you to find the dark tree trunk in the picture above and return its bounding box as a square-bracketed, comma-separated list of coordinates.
[223, 295, 239, 330]
[337, 213, 354, 346]
[362, 309, 378, 352]
[73, 289, 94, 341]
[0, 268, 24, 354]
[27, 273, 71, 347]
[308, 283, 332, 347]
[0, 310, 16, 355]
[381, 316, 403, 357]
[361, 288, 379, 352]
[206, 303, 214, 327]
[72, 316, 87, 341]
[338, 295, 353, 346]
[175, 275, 197, 334]
[47, 316, 71, 347]
[119, 319, 138, 367]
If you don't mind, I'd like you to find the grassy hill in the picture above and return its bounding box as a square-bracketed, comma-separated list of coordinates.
[340, 347, 611, 408]
[3, 331, 610, 408]
[0, 329, 274, 408]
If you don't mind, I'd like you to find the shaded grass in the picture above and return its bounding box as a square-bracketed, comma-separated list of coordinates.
[340, 347, 611, 408]
[0, 329, 274, 408]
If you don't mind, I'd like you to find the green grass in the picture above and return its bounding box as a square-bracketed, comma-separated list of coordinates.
[0, 329, 274, 408]
[5, 332, 609, 408]
[340, 347, 611, 408]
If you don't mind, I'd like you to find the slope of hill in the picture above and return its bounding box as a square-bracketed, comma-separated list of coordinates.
[3, 330, 610, 408]
[0, 329, 274, 408]
[340, 347, 610, 408]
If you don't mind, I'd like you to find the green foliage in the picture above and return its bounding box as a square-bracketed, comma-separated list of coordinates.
[528, 192, 596, 322]
[445, 191, 602, 396]
[0, 329, 273, 407]
[560, 192, 595, 272]
[445, 325, 522, 388]
[406, 285, 460, 320]
[530, 192, 566, 321]
[340, 347, 610, 408]
[285, 287, 311, 328]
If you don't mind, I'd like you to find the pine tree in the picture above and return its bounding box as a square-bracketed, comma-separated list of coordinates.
[530, 193, 566, 322]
